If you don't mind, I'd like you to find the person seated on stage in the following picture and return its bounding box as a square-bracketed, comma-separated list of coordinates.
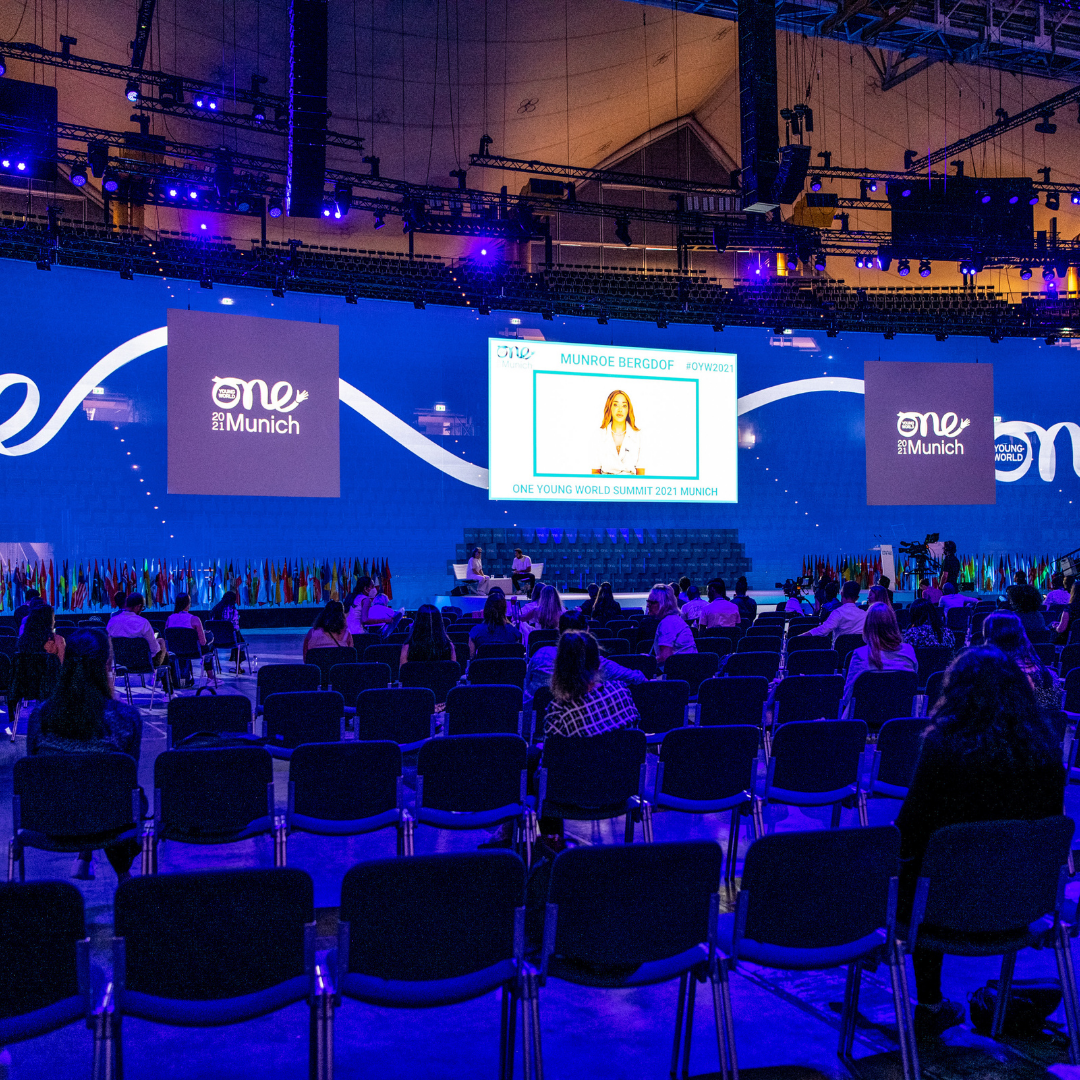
[798, 580, 867, 644]
[921, 577, 943, 605]
[732, 576, 757, 623]
[468, 590, 522, 657]
[700, 579, 740, 628]
[401, 603, 457, 667]
[465, 546, 491, 595]
[818, 580, 841, 618]
[902, 598, 956, 652]
[107, 593, 167, 666]
[590, 581, 622, 625]
[27, 628, 145, 883]
[511, 548, 535, 595]
[982, 611, 1061, 714]
[842, 602, 917, 713]
[938, 581, 976, 615]
[165, 592, 214, 686]
[648, 583, 698, 668]
[1045, 571, 1071, 608]
[579, 582, 600, 618]
[677, 576, 692, 604]
[680, 585, 708, 626]
[895, 646, 1064, 1039]
[524, 609, 648, 698]
[302, 600, 353, 662]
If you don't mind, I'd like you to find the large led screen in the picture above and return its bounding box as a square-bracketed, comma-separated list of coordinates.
[488, 339, 738, 503]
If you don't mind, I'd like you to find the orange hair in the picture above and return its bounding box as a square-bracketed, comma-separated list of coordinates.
[600, 389, 639, 431]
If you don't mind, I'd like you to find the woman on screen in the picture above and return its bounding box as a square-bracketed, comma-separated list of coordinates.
[592, 389, 645, 475]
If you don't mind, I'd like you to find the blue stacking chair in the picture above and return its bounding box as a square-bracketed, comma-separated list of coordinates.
[415, 735, 533, 861]
[653, 726, 761, 886]
[329, 662, 392, 718]
[772, 674, 844, 728]
[762, 720, 868, 829]
[444, 684, 525, 737]
[263, 691, 345, 760]
[9, 753, 142, 882]
[110, 637, 171, 709]
[149, 746, 284, 873]
[475, 643, 527, 660]
[786, 634, 833, 654]
[629, 680, 690, 745]
[786, 649, 839, 676]
[255, 664, 320, 718]
[901, 816, 1080, 1060]
[849, 670, 918, 732]
[537, 728, 650, 843]
[0, 882, 102, 1067]
[305, 647, 358, 690]
[287, 741, 412, 857]
[355, 687, 436, 751]
[663, 653, 720, 699]
[166, 691, 253, 748]
[468, 657, 527, 690]
[858, 716, 924, 824]
[204, 619, 254, 675]
[913, 645, 952, 692]
[539, 842, 726, 1080]
[614, 653, 658, 680]
[723, 652, 780, 681]
[332, 852, 537, 1080]
[923, 669, 946, 715]
[399, 660, 462, 705]
[110, 869, 329, 1080]
[698, 676, 768, 728]
[714, 826, 916, 1079]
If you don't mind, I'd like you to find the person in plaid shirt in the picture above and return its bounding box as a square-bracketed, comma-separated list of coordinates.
[545, 631, 640, 738]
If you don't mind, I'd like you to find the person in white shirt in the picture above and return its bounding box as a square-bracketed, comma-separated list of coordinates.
[648, 584, 697, 666]
[842, 603, 918, 712]
[165, 592, 207, 646]
[592, 389, 645, 475]
[798, 580, 867, 644]
[680, 585, 708, 625]
[1045, 572, 1071, 608]
[511, 549, 535, 595]
[107, 592, 167, 665]
[465, 546, 491, 595]
[700, 579, 741, 628]
[938, 582, 976, 613]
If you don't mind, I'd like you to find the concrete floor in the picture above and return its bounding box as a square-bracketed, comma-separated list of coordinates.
[2, 629, 1079, 1079]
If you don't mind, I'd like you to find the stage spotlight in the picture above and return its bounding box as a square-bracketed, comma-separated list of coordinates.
[1029, 192, 1040, 205]
[615, 217, 632, 246]
[854, 256, 864, 269]
[373, 213, 385, 229]
[213, 156, 234, 200]
[165, 183, 179, 198]
[193, 95, 218, 111]
[235, 195, 253, 213]
[897, 259, 910, 277]
[413, 295, 426, 309]
[1047, 191, 1060, 210]
[868, 178, 878, 192]
[187, 188, 199, 200]
[200, 276, 212, 290]
[1073, 191, 1080, 205]
[333, 181, 352, 219]
[69, 166, 87, 188]
[977, 189, 991, 204]
[267, 197, 283, 218]
[15, 161, 25, 171]
[0, 56, 6, 77]
[900, 186, 912, 197]
[125, 80, 140, 103]
[345, 293, 357, 304]
[252, 104, 266, 123]
[1020, 266, 1033, 280]
[1008, 193, 1019, 204]
[810, 175, 822, 192]
[102, 169, 119, 193]
[87, 142, 108, 178]
[322, 204, 332, 218]
[813, 252, 826, 272]
[919, 259, 931, 277]
[1044, 266, 1056, 280]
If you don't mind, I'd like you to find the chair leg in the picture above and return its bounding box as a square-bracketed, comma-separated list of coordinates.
[990, 950, 1017, 1039]
[7, 838, 14, 882]
[682, 974, 696, 1079]
[140, 827, 153, 877]
[642, 803, 654, 843]
[725, 810, 740, 889]
[275, 816, 287, 867]
[838, 961, 859, 1060]
[624, 810, 635, 843]
[830, 802, 843, 829]
[857, 791, 869, 828]
[670, 972, 688, 1080]
[499, 986, 514, 1080]
[888, 943, 919, 1080]
[713, 963, 738, 1080]
[1054, 924, 1080, 1065]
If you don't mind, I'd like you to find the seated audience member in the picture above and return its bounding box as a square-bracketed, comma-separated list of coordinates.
[800, 580, 867, 643]
[591, 581, 622, 624]
[13, 603, 65, 710]
[1054, 578, 1080, 642]
[465, 546, 491, 595]
[680, 585, 708, 625]
[982, 611, 1061, 713]
[511, 548, 535, 595]
[877, 575, 895, 604]
[865, 585, 890, 608]
[732, 576, 757, 622]
[517, 580, 545, 619]
[17, 602, 65, 664]
[302, 600, 353, 661]
[668, 582, 684, 608]
[903, 599, 956, 652]
[818, 580, 841, 618]
[165, 592, 213, 686]
[111, 591, 127, 618]
[27, 628, 144, 882]
[107, 593, 167, 666]
[842, 602, 917, 711]
[12, 587, 39, 628]
[524, 609, 648, 698]
[402, 604, 457, 666]
[579, 582, 600, 618]
[648, 583, 697, 667]
[896, 647, 1064, 1038]
[700, 579, 740, 628]
[677, 576, 693, 604]
[938, 582, 976, 614]
[921, 578, 943, 605]
[347, 575, 398, 634]
[1005, 569, 1030, 611]
[1010, 582, 1048, 634]
[209, 589, 248, 673]
[1044, 572, 1071, 608]
[468, 590, 522, 656]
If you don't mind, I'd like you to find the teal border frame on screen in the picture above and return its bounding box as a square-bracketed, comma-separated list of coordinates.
[531, 370, 701, 480]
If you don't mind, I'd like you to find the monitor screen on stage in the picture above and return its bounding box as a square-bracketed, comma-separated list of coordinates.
[487, 339, 738, 503]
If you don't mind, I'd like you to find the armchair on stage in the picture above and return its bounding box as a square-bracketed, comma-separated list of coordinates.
[450, 562, 544, 596]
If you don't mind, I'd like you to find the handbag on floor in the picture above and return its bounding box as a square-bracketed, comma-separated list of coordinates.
[968, 977, 1062, 1036]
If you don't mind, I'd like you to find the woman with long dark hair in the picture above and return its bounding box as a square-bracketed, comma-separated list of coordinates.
[896, 646, 1064, 1038]
[402, 604, 457, 665]
[591, 581, 622, 624]
[982, 611, 1061, 713]
[902, 598, 956, 651]
[11, 603, 65, 718]
[468, 589, 522, 656]
[27, 628, 144, 881]
[302, 600, 353, 661]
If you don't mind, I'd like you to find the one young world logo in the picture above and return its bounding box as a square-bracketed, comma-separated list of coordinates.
[210, 376, 308, 435]
[896, 409, 971, 456]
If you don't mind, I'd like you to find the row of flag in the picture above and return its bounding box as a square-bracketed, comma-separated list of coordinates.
[801, 553, 1062, 592]
[0, 556, 393, 611]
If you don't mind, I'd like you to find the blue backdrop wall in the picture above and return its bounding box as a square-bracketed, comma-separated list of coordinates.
[0, 257, 1076, 604]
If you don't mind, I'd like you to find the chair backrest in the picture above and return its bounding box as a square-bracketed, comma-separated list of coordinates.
[693, 638, 732, 662]
[698, 675, 769, 726]
[154, 746, 273, 837]
[531, 686, 555, 740]
[0, 880, 86, 1020]
[918, 817, 1075, 933]
[167, 693, 252, 746]
[0, 652, 11, 692]
[527, 630, 559, 657]
[0, 637, 16, 659]
[875, 717, 925, 790]
[769, 720, 867, 793]
[945, 606, 972, 632]
[1033, 642, 1057, 667]
[355, 686, 435, 745]
[544, 842, 722, 969]
[923, 669, 946, 711]
[786, 635, 832, 653]
[589, 626, 614, 640]
[289, 740, 401, 822]
[658, 726, 759, 803]
[913, 645, 953, 688]
[417, 734, 527, 812]
[362, 643, 403, 678]
[773, 675, 844, 724]
[723, 652, 780, 681]
[833, 634, 864, 662]
[613, 653, 658, 680]
[629, 680, 689, 736]
[444, 683, 524, 736]
[737, 635, 781, 654]
[1060, 643, 1080, 679]
[339, 852, 524, 981]
[399, 660, 462, 705]
[1065, 668, 1080, 714]
[114, 869, 313, 999]
[204, 620, 239, 648]
[600, 640, 633, 658]
[662, 653, 719, 696]
[747, 624, 783, 637]
[785, 650, 839, 676]
[256, 663, 320, 706]
[263, 690, 344, 750]
[110, 636, 155, 675]
[14, 753, 138, 837]
[541, 728, 646, 809]
[468, 657, 527, 689]
[305, 646, 358, 689]
[329, 662, 392, 703]
[474, 642, 527, 660]
[739, 826, 900, 949]
[164, 626, 202, 661]
[850, 670, 918, 731]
